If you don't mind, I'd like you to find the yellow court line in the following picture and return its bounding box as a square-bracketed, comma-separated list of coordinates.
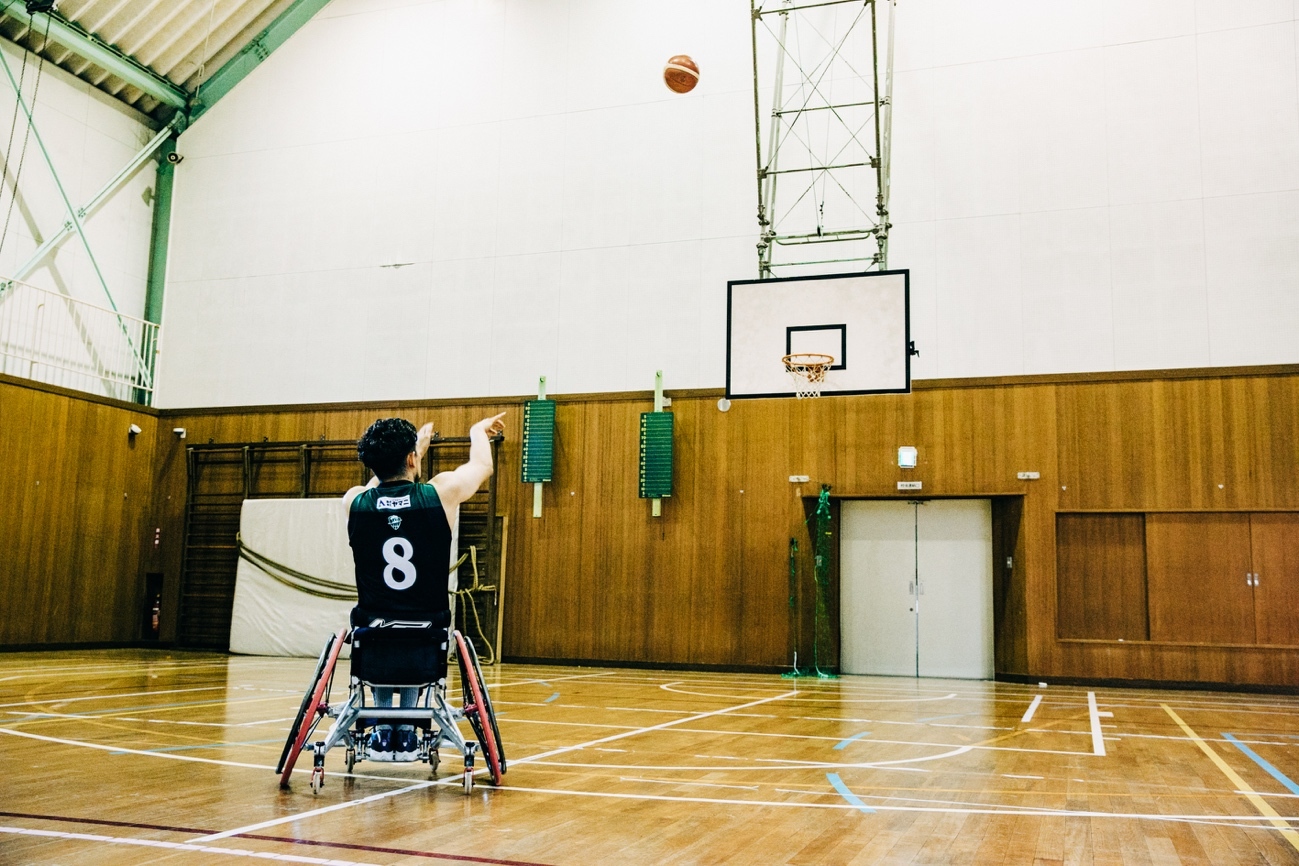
[1162, 704, 1299, 854]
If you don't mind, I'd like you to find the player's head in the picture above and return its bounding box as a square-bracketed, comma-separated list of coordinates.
[357, 417, 417, 480]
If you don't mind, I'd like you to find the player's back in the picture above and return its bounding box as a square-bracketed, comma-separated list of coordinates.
[348, 480, 452, 625]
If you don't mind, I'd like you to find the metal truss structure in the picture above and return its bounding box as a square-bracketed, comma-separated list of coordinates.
[751, 0, 895, 278]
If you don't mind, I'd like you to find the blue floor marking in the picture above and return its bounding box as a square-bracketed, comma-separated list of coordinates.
[544, 692, 560, 703]
[109, 737, 282, 756]
[833, 730, 871, 750]
[827, 772, 875, 814]
[1223, 732, 1299, 796]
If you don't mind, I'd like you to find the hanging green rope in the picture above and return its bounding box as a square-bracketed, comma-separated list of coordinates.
[811, 486, 838, 679]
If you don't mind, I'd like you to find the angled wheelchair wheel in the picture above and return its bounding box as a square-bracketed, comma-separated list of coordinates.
[277, 627, 346, 787]
[454, 630, 505, 786]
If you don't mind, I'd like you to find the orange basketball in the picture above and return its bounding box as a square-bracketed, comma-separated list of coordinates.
[664, 55, 699, 94]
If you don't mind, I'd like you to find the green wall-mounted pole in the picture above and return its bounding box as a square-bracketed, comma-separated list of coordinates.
[143, 135, 176, 326]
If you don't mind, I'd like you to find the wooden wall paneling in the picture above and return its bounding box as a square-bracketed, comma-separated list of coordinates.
[1146, 513, 1255, 644]
[991, 496, 1027, 673]
[1056, 382, 1158, 510]
[1248, 376, 1299, 508]
[1249, 513, 1299, 646]
[1150, 378, 1252, 510]
[1055, 514, 1148, 641]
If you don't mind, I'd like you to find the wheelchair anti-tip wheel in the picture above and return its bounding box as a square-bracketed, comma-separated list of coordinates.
[277, 627, 346, 787]
[454, 630, 505, 786]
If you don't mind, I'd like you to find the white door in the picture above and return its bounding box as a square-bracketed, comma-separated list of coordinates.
[916, 499, 994, 679]
[840, 501, 917, 676]
[840, 499, 993, 678]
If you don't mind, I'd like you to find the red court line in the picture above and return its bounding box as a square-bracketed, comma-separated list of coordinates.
[0, 810, 553, 865]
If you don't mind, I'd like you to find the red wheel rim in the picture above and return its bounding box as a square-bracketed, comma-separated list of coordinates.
[455, 630, 503, 785]
[278, 627, 345, 787]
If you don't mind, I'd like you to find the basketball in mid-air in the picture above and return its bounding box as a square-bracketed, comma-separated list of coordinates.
[663, 55, 699, 93]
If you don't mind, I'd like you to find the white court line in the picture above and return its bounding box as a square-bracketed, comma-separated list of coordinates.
[0, 686, 225, 710]
[483, 782, 1299, 828]
[191, 780, 441, 843]
[1021, 695, 1043, 724]
[191, 689, 801, 844]
[0, 826, 382, 865]
[1088, 692, 1106, 756]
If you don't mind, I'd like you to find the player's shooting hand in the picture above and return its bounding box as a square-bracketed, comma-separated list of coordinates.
[474, 412, 507, 438]
[416, 422, 434, 456]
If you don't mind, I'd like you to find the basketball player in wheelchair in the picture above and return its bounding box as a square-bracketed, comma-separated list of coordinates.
[276, 413, 507, 794]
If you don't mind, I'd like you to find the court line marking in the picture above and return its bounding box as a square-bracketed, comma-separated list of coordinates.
[0, 686, 225, 710]
[1223, 733, 1299, 796]
[827, 773, 875, 813]
[1162, 704, 1299, 854]
[1087, 692, 1105, 756]
[486, 781, 1299, 826]
[191, 689, 801, 844]
[1021, 695, 1043, 723]
[0, 825, 385, 865]
[192, 780, 441, 843]
[833, 731, 871, 750]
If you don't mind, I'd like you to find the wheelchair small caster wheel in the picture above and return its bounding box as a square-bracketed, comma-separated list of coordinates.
[428, 748, 440, 773]
[310, 743, 326, 794]
[463, 767, 474, 794]
[344, 747, 355, 774]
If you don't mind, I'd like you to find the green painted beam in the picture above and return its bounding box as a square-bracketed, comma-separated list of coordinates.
[144, 136, 176, 326]
[188, 0, 333, 123]
[0, 1, 187, 110]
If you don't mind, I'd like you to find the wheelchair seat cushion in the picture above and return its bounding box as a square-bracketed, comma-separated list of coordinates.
[350, 620, 449, 686]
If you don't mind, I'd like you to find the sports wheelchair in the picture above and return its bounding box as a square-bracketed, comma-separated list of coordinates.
[276, 622, 505, 795]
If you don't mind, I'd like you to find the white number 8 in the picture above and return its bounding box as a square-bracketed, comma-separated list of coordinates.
[382, 537, 417, 590]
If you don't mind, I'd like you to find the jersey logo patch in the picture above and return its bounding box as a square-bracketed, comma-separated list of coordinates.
[387, 514, 402, 530]
[376, 495, 411, 510]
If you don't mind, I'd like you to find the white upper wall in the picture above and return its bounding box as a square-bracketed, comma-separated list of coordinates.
[0, 37, 157, 322]
[156, 0, 1299, 407]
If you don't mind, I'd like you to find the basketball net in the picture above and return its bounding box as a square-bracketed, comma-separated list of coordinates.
[782, 353, 834, 399]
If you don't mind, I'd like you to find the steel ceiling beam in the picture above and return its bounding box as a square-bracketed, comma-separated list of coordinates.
[0, 0, 187, 110]
[188, 0, 333, 123]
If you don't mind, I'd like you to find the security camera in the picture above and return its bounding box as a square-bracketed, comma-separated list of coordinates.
[166, 151, 184, 165]
[172, 427, 187, 439]
[128, 424, 142, 436]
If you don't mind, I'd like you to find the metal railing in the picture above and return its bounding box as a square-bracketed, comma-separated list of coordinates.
[0, 276, 158, 404]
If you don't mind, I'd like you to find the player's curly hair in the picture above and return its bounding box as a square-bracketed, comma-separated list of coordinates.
[357, 417, 417, 479]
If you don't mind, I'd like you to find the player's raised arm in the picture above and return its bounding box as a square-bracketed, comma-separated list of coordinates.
[431, 412, 505, 510]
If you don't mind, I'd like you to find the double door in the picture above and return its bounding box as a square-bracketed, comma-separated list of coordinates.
[1146, 513, 1299, 645]
[839, 499, 994, 678]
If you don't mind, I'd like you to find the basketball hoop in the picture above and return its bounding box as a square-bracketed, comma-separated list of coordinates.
[782, 353, 834, 399]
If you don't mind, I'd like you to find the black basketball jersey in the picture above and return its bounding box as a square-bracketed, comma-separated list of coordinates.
[347, 480, 452, 624]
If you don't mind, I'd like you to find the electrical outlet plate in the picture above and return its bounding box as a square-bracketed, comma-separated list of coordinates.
[789, 475, 810, 483]
[1017, 471, 1040, 480]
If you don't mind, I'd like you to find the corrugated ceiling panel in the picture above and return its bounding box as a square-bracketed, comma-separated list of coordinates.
[0, 0, 299, 119]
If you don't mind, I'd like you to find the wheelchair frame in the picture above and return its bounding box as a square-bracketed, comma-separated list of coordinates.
[276, 627, 506, 795]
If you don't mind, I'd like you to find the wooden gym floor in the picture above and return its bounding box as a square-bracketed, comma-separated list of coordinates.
[1, 651, 1298, 865]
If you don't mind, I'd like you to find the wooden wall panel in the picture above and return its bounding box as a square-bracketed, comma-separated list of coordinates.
[1248, 514, 1299, 646]
[1055, 514, 1148, 641]
[1146, 513, 1255, 644]
[0, 377, 156, 646]
[11, 366, 1299, 684]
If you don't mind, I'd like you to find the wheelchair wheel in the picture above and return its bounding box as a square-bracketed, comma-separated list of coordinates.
[277, 627, 346, 787]
[454, 630, 505, 786]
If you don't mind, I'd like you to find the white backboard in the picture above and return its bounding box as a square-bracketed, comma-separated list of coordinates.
[726, 270, 910, 398]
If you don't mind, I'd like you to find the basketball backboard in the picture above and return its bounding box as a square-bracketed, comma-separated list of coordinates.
[726, 270, 910, 399]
